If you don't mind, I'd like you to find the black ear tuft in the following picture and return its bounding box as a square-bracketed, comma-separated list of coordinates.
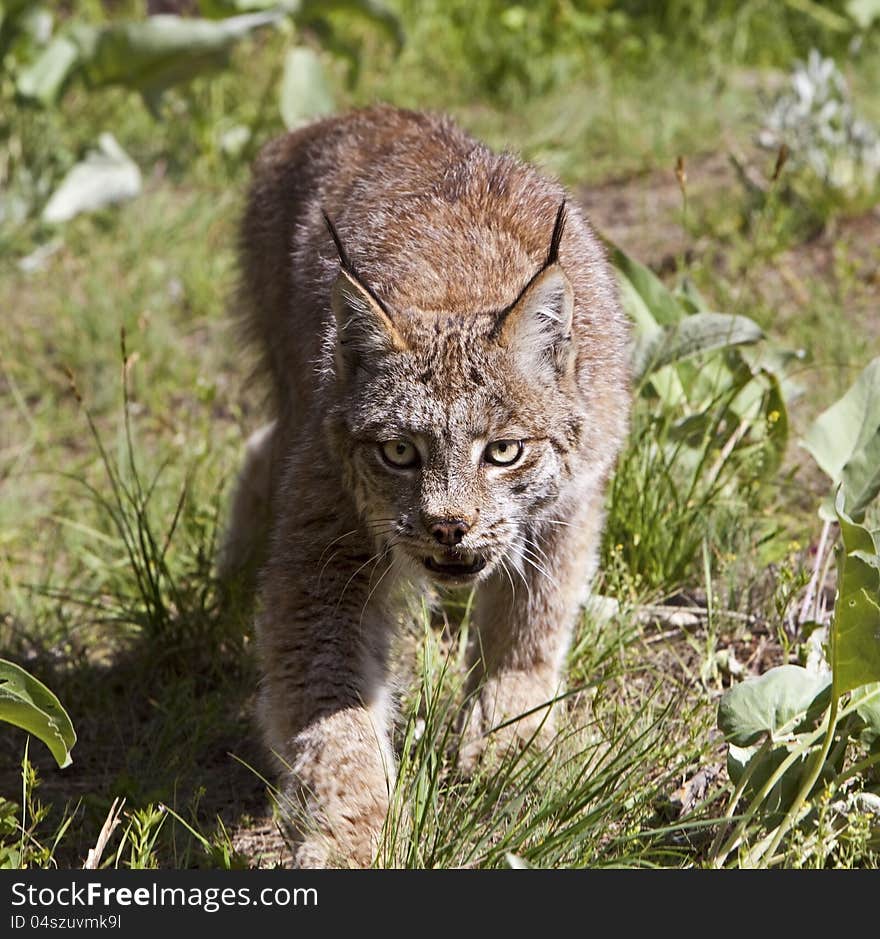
[544, 200, 567, 270]
[322, 209, 354, 274]
[323, 207, 392, 317]
[489, 199, 569, 338]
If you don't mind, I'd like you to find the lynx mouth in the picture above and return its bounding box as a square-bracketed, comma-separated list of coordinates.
[423, 550, 487, 580]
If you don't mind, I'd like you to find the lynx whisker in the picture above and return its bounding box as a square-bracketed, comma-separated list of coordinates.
[317, 528, 360, 566]
[318, 534, 390, 586]
[520, 548, 560, 591]
[359, 545, 399, 629]
[317, 550, 343, 586]
[508, 549, 534, 606]
[498, 554, 518, 602]
[523, 536, 553, 567]
[510, 515, 576, 530]
[335, 549, 390, 610]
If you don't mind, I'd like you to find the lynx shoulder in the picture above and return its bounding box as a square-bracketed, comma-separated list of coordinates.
[222, 105, 631, 868]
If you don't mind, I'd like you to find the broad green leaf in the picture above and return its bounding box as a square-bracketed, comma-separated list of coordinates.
[718, 664, 831, 746]
[611, 245, 684, 327]
[81, 13, 282, 98]
[615, 271, 660, 337]
[685, 353, 743, 409]
[758, 370, 790, 478]
[632, 312, 763, 380]
[802, 357, 880, 520]
[832, 498, 880, 697]
[42, 133, 141, 224]
[198, 0, 296, 14]
[851, 683, 880, 750]
[16, 33, 79, 105]
[198, 0, 404, 48]
[612, 244, 792, 476]
[613, 263, 685, 405]
[635, 362, 687, 409]
[299, 0, 404, 51]
[613, 245, 770, 421]
[0, 659, 76, 768]
[279, 46, 335, 130]
[20, 12, 283, 107]
[727, 367, 789, 480]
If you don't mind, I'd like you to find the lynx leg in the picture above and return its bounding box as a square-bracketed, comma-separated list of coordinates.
[217, 420, 277, 581]
[460, 491, 606, 771]
[257, 496, 398, 868]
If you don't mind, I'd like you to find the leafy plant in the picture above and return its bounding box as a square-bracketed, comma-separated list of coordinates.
[0, 751, 79, 869]
[603, 246, 792, 591]
[1, 1, 401, 227]
[789, 357, 880, 633]
[17, 11, 281, 109]
[0, 659, 76, 768]
[713, 372, 880, 869]
[801, 357, 880, 522]
[40, 132, 141, 224]
[12, 2, 400, 112]
[381, 0, 870, 108]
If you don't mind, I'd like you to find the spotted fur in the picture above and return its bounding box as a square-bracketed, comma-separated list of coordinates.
[221, 106, 631, 868]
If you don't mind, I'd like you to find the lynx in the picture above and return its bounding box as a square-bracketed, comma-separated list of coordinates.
[222, 105, 630, 868]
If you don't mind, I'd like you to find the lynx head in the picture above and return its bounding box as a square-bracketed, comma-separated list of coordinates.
[325, 204, 589, 586]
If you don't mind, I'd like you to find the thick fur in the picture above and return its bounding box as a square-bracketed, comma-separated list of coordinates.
[224, 105, 631, 867]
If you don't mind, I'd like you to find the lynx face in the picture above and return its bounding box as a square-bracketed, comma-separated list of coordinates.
[326, 209, 587, 586]
[344, 352, 575, 585]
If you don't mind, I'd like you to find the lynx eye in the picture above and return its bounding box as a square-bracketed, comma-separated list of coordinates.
[484, 439, 524, 466]
[380, 438, 419, 468]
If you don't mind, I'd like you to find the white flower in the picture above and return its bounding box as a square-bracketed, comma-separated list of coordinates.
[759, 50, 880, 197]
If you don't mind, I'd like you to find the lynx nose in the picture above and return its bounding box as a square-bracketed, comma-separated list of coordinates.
[426, 518, 471, 546]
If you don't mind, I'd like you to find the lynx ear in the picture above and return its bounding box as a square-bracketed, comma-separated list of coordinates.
[331, 269, 407, 376]
[496, 264, 575, 377]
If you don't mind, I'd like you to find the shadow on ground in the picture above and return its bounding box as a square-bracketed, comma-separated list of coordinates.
[0, 623, 286, 868]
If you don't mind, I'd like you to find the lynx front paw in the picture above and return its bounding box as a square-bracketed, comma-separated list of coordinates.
[272, 710, 394, 869]
[283, 824, 378, 870]
[277, 799, 383, 869]
[458, 671, 559, 775]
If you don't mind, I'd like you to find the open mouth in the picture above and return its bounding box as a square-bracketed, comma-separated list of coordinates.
[423, 550, 487, 579]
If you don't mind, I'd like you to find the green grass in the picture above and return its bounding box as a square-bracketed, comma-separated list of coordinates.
[2, 2, 880, 869]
